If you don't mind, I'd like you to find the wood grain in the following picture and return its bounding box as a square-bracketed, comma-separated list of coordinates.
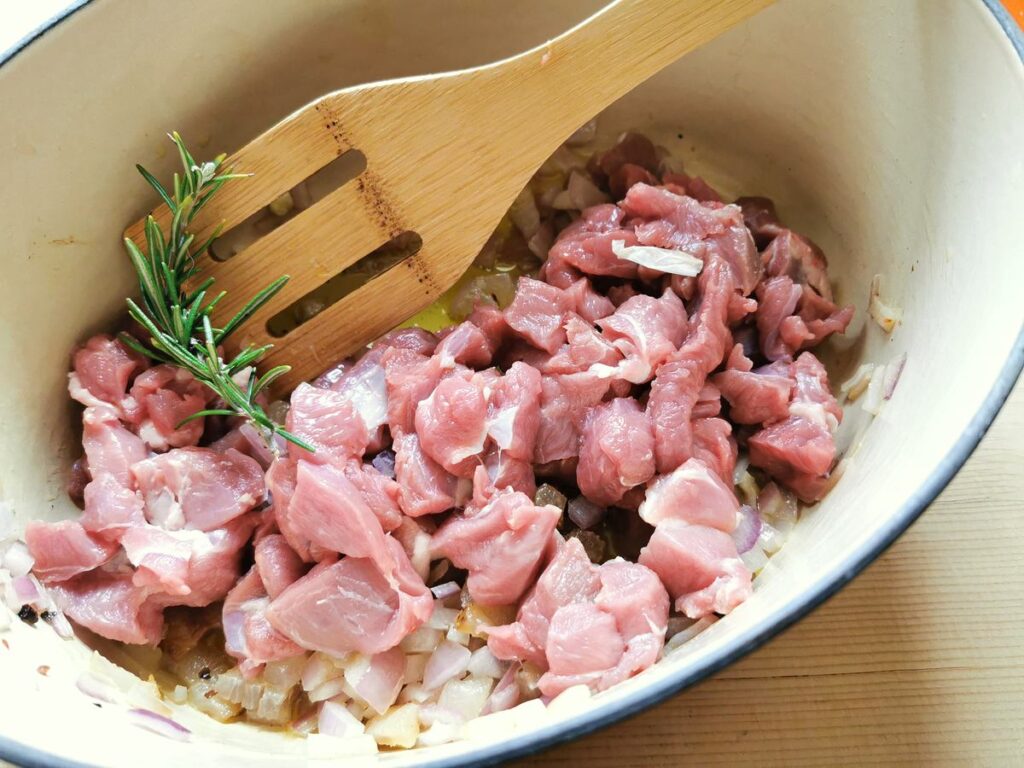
[124, 0, 774, 394]
[517, 380, 1024, 768]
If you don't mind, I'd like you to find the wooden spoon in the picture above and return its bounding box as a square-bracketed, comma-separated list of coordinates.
[126, 0, 773, 394]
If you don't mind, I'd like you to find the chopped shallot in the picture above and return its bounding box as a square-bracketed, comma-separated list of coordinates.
[569, 171, 606, 210]
[840, 363, 876, 402]
[1, 541, 33, 578]
[611, 240, 703, 276]
[884, 353, 907, 399]
[318, 700, 366, 739]
[731, 505, 762, 554]
[664, 616, 718, 653]
[366, 703, 420, 748]
[869, 274, 903, 332]
[423, 640, 471, 690]
[862, 364, 887, 416]
[430, 581, 461, 601]
[567, 496, 604, 530]
[128, 709, 191, 742]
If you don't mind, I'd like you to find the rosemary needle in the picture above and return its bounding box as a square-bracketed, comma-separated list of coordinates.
[120, 132, 312, 451]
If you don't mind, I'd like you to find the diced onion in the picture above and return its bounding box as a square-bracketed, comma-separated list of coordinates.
[567, 171, 610, 210]
[545, 684, 592, 718]
[438, 676, 494, 722]
[862, 364, 887, 416]
[611, 240, 703, 276]
[400, 626, 444, 654]
[884, 353, 907, 400]
[404, 653, 429, 684]
[301, 652, 341, 693]
[263, 656, 305, 689]
[869, 274, 903, 333]
[840, 363, 876, 403]
[509, 188, 541, 241]
[740, 546, 769, 574]
[423, 640, 471, 690]
[1, 542, 33, 578]
[731, 505, 762, 554]
[466, 647, 505, 680]
[317, 700, 366, 739]
[426, 606, 460, 631]
[567, 496, 604, 530]
[366, 703, 420, 748]
[370, 450, 396, 479]
[664, 616, 717, 654]
[12, 575, 40, 604]
[76, 673, 120, 704]
[430, 581, 461, 601]
[128, 709, 191, 742]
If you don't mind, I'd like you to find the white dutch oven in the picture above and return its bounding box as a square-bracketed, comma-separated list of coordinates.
[0, 1, 1021, 765]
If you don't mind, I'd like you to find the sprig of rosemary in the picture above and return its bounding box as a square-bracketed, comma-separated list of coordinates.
[119, 132, 311, 450]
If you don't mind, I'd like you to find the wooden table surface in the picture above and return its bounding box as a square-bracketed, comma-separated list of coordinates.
[521, 381, 1024, 767]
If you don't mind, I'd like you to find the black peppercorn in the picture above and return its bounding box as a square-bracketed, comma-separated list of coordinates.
[17, 605, 38, 625]
[198, 667, 212, 680]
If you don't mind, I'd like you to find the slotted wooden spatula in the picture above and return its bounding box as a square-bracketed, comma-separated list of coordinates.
[126, 0, 772, 394]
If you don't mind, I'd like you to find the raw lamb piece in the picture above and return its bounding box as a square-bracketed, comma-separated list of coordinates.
[576, 398, 656, 506]
[267, 539, 433, 656]
[132, 447, 265, 532]
[639, 519, 752, 618]
[488, 538, 668, 696]
[431, 469, 561, 606]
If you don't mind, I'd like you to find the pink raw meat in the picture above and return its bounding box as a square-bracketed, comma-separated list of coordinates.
[485, 361, 542, 461]
[80, 474, 146, 541]
[341, 461, 403, 532]
[129, 365, 210, 450]
[534, 372, 612, 465]
[620, 183, 761, 295]
[639, 519, 752, 619]
[415, 375, 488, 477]
[132, 447, 265, 532]
[749, 352, 842, 502]
[488, 538, 668, 696]
[286, 459, 392, 567]
[25, 520, 119, 583]
[286, 383, 370, 463]
[576, 398, 656, 506]
[267, 538, 433, 656]
[647, 257, 734, 473]
[638, 458, 739, 532]
[434, 321, 494, 369]
[762, 230, 833, 301]
[49, 568, 164, 645]
[67, 334, 147, 417]
[382, 348, 444, 438]
[254, 534, 307, 600]
[393, 433, 457, 517]
[82, 405, 147, 486]
[223, 568, 304, 675]
[503, 277, 573, 354]
[594, 289, 687, 384]
[713, 344, 793, 425]
[431, 469, 561, 606]
[124, 514, 258, 607]
[690, 417, 738, 486]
